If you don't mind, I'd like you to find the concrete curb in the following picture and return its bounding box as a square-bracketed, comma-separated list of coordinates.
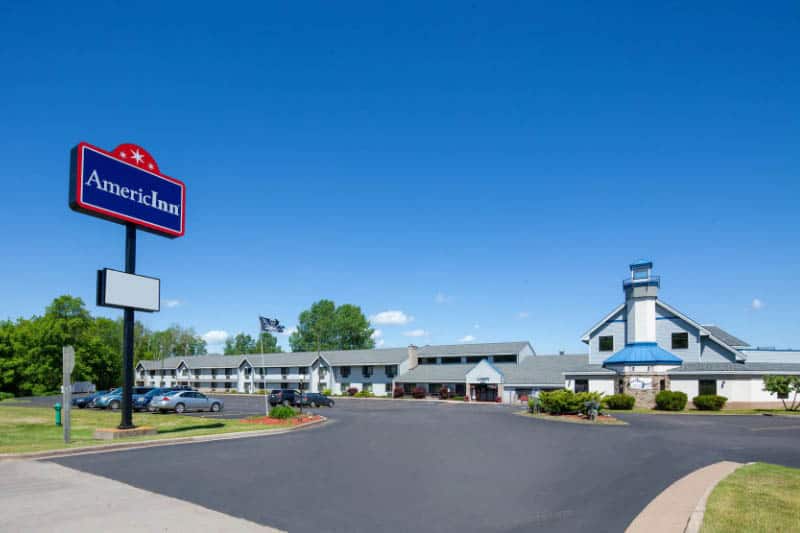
[684, 462, 752, 533]
[512, 411, 629, 426]
[0, 416, 327, 461]
[625, 461, 744, 533]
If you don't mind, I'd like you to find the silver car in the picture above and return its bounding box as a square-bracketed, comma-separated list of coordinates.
[150, 391, 224, 414]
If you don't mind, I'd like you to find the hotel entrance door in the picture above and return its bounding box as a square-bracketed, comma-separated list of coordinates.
[473, 383, 497, 402]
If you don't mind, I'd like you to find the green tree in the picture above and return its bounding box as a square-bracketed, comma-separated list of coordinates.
[289, 300, 374, 352]
[763, 375, 800, 411]
[224, 333, 257, 354]
[224, 332, 282, 354]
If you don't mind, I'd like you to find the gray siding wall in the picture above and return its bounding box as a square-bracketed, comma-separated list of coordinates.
[655, 317, 701, 362]
[589, 311, 626, 365]
[700, 338, 738, 363]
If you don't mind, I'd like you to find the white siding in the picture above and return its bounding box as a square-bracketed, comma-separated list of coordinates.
[669, 378, 698, 398]
[655, 315, 701, 361]
[700, 338, 738, 363]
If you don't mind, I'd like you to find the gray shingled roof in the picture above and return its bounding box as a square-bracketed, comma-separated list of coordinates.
[668, 362, 800, 374]
[394, 364, 482, 383]
[137, 352, 319, 370]
[320, 347, 409, 366]
[394, 355, 601, 386]
[418, 341, 531, 357]
[703, 325, 749, 348]
[503, 355, 605, 385]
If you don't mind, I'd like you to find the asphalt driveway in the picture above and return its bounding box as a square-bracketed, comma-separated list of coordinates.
[50, 398, 800, 532]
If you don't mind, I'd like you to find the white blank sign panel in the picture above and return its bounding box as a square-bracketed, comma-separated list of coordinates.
[100, 269, 160, 312]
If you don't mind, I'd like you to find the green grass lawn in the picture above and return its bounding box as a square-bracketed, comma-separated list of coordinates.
[0, 405, 285, 454]
[702, 462, 800, 533]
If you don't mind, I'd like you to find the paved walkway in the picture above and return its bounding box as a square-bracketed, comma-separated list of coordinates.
[0, 460, 282, 532]
[626, 461, 743, 533]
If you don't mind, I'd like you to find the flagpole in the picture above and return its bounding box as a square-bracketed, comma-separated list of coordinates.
[260, 332, 268, 417]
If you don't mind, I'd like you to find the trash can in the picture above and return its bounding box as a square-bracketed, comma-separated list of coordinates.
[54, 403, 62, 426]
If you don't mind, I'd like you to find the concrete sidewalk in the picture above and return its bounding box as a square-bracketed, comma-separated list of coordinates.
[625, 461, 743, 533]
[0, 460, 282, 532]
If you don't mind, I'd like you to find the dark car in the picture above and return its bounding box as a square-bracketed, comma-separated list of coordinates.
[72, 390, 107, 409]
[301, 392, 334, 408]
[268, 389, 302, 407]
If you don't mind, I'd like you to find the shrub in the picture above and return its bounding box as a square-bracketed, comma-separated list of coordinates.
[538, 389, 603, 415]
[346, 387, 358, 396]
[355, 390, 374, 398]
[450, 395, 465, 401]
[528, 396, 540, 413]
[412, 386, 427, 399]
[439, 387, 450, 400]
[693, 395, 728, 411]
[322, 388, 332, 396]
[0, 392, 14, 401]
[269, 405, 296, 419]
[655, 390, 688, 411]
[393, 386, 404, 398]
[603, 393, 635, 410]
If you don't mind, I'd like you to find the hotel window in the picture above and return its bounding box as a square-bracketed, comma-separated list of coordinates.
[281, 367, 289, 376]
[299, 367, 308, 375]
[465, 356, 483, 364]
[698, 380, 717, 396]
[493, 355, 516, 363]
[385, 365, 397, 377]
[341, 382, 350, 392]
[363, 383, 372, 393]
[280, 382, 289, 389]
[362, 366, 373, 378]
[429, 384, 441, 395]
[599, 336, 614, 352]
[441, 357, 461, 364]
[340, 366, 351, 378]
[419, 357, 437, 365]
[194, 369, 200, 378]
[574, 379, 589, 393]
[672, 333, 689, 350]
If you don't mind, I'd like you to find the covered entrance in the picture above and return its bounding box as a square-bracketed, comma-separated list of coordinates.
[471, 383, 498, 402]
[466, 359, 504, 402]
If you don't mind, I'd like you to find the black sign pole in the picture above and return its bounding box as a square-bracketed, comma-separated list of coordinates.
[120, 223, 136, 429]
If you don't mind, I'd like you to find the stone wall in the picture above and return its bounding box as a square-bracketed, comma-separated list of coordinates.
[619, 373, 670, 409]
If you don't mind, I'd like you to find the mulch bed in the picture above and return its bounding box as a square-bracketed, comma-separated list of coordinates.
[243, 414, 323, 426]
[546, 413, 621, 424]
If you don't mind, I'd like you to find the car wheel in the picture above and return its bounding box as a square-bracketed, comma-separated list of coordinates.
[329, 401, 334, 407]
[78, 404, 86, 409]
[175, 403, 185, 413]
[282, 400, 289, 407]
[310, 401, 317, 408]
[110, 400, 120, 410]
[210, 402, 221, 412]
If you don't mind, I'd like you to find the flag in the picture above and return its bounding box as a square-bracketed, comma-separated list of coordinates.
[259, 316, 285, 333]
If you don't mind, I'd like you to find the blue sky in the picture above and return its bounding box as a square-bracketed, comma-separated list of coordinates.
[1, 2, 798, 353]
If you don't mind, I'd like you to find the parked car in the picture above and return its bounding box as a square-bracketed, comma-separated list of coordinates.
[150, 391, 223, 413]
[301, 392, 335, 408]
[72, 390, 107, 409]
[134, 387, 179, 411]
[268, 389, 302, 407]
[95, 387, 155, 409]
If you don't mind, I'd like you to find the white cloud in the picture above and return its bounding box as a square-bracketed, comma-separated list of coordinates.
[371, 310, 413, 325]
[751, 298, 764, 310]
[372, 329, 384, 347]
[201, 330, 229, 347]
[434, 292, 451, 304]
[459, 335, 476, 343]
[163, 299, 181, 308]
[517, 311, 529, 319]
[278, 326, 296, 337]
[404, 329, 428, 338]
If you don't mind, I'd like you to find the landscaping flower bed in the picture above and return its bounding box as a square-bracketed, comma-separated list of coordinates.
[243, 414, 323, 426]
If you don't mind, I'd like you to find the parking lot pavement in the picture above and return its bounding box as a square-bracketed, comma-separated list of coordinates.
[50, 400, 800, 533]
[0, 460, 281, 532]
